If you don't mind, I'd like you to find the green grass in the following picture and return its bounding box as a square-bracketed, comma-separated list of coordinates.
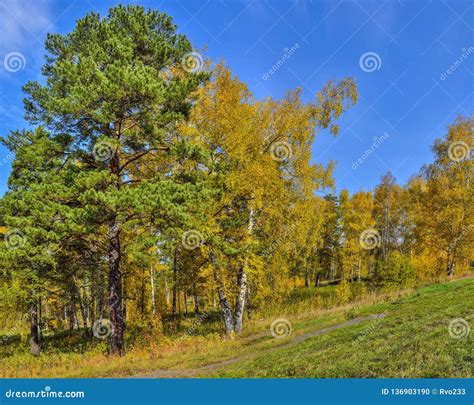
[212, 278, 473, 378]
[0, 277, 472, 378]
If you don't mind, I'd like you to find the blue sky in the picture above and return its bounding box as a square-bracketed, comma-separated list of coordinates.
[0, 0, 472, 196]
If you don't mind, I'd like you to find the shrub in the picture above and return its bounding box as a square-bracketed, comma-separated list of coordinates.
[375, 252, 416, 288]
[335, 279, 351, 304]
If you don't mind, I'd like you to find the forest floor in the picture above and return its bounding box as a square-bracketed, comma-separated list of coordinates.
[0, 277, 472, 378]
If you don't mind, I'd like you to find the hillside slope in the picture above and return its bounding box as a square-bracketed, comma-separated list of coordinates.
[211, 278, 473, 378]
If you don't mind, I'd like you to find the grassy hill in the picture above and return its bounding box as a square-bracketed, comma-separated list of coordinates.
[212, 278, 473, 378]
[0, 277, 472, 378]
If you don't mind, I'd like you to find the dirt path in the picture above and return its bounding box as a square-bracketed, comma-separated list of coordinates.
[132, 313, 385, 378]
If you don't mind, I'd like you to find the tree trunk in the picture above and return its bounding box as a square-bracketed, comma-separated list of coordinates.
[164, 276, 170, 306]
[29, 298, 41, 356]
[184, 291, 188, 315]
[172, 249, 178, 317]
[68, 303, 77, 330]
[446, 252, 456, 276]
[193, 284, 200, 315]
[234, 205, 255, 333]
[234, 265, 247, 333]
[140, 269, 145, 318]
[78, 295, 88, 332]
[218, 287, 234, 335]
[38, 295, 43, 341]
[304, 268, 309, 287]
[315, 272, 321, 287]
[211, 253, 234, 334]
[150, 267, 156, 316]
[123, 277, 127, 324]
[357, 256, 362, 281]
[246, 285, 252, 320]
[73, 279, 89, 333]
[108, 219, 125, 356]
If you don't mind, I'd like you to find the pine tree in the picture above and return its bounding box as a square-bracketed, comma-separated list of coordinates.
[4, 5, 208, 355]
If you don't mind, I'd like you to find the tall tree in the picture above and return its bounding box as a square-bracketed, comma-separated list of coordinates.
[6, 5, 208, 355]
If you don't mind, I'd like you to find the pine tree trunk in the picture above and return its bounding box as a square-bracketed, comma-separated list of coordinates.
[38, 295, 43, 341]
[108, 219, 125, 356]
[123, 278, 127, 324]
[73, 279, 89, 333]
[29, 298, 41, 356]
[172, 250, 178, 317]
[68, 303, 77, 330]
[78, 294, 88, 332]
